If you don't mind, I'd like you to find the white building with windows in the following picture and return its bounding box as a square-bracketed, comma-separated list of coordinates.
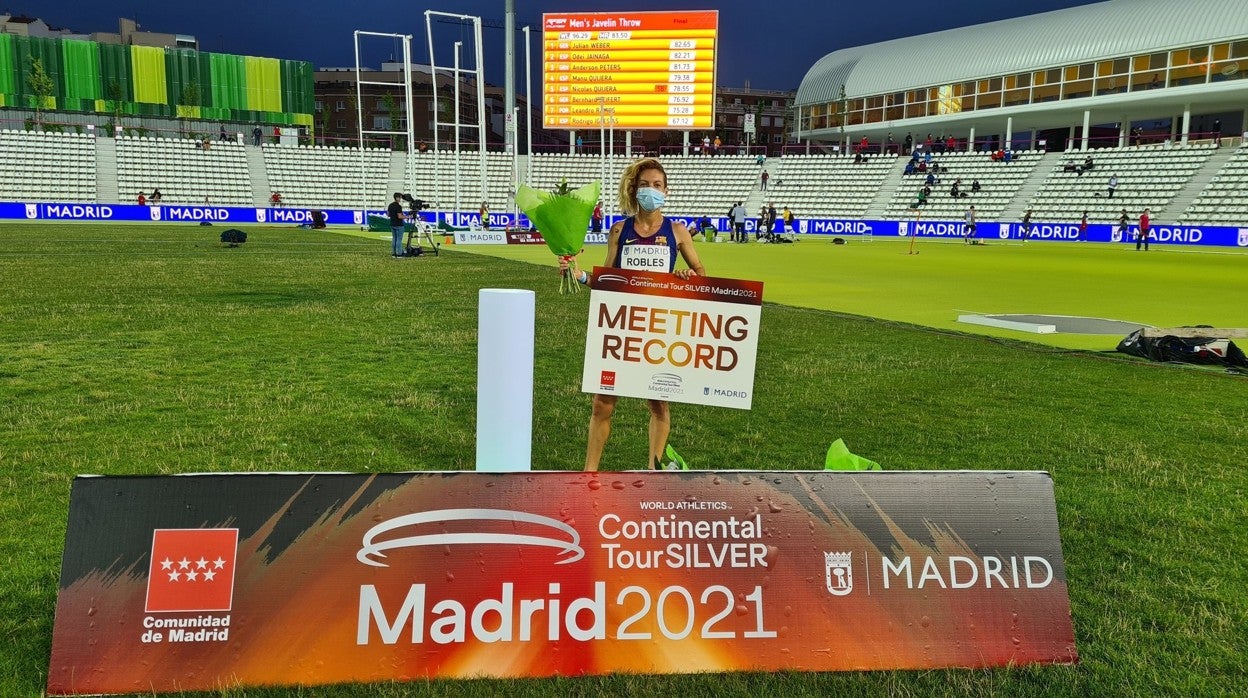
[794, 0, 1248, 151]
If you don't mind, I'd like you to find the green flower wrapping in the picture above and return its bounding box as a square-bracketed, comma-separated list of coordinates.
[515, 179, 600, 294]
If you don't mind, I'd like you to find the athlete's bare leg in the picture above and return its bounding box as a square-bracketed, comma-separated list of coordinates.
[584, 394, 617, 471]
[646, 399, 671, 470]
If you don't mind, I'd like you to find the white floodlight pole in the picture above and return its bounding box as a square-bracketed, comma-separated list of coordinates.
[403, 35, 416, 196]
[511, 106, 520, 223]
[608, 112, 615, 217]
[474, 17, 488, 209]
[454, 41, 462, 217]
[424, 12, 441, 219]
[354, 31, 367, 220]
[524, 25, 533, 183]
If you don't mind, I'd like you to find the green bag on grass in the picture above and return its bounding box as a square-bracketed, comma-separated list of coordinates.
[824, 438, 882, 471]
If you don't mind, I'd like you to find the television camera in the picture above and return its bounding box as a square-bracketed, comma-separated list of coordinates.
[399, 194, 439, 257]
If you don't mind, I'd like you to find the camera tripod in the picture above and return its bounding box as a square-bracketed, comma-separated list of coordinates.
[403, 219, 440, 257]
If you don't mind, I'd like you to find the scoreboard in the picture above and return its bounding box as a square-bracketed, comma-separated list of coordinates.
[542, 11, 718, 130]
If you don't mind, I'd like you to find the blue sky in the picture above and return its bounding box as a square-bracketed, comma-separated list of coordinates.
[16, 0, 1102, 91]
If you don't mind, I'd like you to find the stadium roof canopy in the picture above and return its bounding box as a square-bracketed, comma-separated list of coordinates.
[796, 0, 1248, 105]
[792, 0, 1248, 148]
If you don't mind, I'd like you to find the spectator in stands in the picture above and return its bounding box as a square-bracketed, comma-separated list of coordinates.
[886, 132, 896, 154]
[760, 169, 769, 191]
[992, 150, 1005, 163]
[201, 137, 212, 151]
[1078, 156, 1094, 176]
[756, 152, 766, 165]
[950, 179, 963, 198]
[925, 134, 933, 150]
[1063, 160, 1079, 173]
[904, 132, 913, 155]
[137, 192, 147, 206]
[1107, 174, 1118, 198]
[1137, 209, 1151, 251]
[418, 141, 429, 154]
[903, 160, 917, 176]
[912, 188, 929, 209]
[252, 126, 262, 146]
[859, 136, 868, 153]
[576, 135, 584, 154]
[270, 192, 282, 207]
[917, 161, 928, 174]
[388, 192, 406, 257]
[946, 135, 957, 152]
[1079, 211, 1088, 241]
[924, 150, 933, 164]
[219, 124, 227, 142]
[963, 206, 977, 244]
[1003, 149, 1013, 164]
[971, 179, 982, 193]
[592, 201, 604, 233]
[730, 201, 747, 243]
[854, 152, 864, 165]
[151, 189, 162, 204]
[702, 135, 711, 155]
[273, 126, 281, 143]
[1021, 210, 1034, 242]
[480, 202, 491, 230]
[930, 161, 943, 176]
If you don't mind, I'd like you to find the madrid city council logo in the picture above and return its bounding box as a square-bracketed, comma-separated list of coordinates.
[824, 551, 853, 596]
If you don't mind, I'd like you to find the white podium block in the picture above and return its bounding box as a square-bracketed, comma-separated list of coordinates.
[475, 289, 535, 471]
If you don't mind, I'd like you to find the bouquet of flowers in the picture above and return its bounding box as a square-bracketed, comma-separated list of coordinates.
[515, 178, 600, 294]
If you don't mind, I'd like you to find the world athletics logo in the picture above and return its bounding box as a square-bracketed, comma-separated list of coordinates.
[357, 509, 585, 567]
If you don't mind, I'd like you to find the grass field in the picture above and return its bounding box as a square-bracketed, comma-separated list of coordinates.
[2, 223, 1246, 697]
[457, 232, 1248, 351]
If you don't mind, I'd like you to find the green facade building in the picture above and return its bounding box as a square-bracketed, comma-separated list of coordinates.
[0, 34, 313, 128]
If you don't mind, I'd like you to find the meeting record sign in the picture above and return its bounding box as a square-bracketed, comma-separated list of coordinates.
[542, 10, 718, 130]
[47, 471, 1076, 693]
[581, 267, 763, 409]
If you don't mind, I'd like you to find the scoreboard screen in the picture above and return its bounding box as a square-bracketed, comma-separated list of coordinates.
[542, 10, 718, 130]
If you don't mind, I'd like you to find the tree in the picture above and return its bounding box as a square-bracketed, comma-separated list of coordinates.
[105, 79, 123, 135]
[26, 57, 54, 126]
[180, 81, 202, 137]
[318, 105, 331, 146]
[346, 93, 359, 146]
[382, 93, 405, 151]
[838, 84, 848, 153]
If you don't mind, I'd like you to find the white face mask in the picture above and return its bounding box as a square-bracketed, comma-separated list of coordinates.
[636, 186, 666, 211]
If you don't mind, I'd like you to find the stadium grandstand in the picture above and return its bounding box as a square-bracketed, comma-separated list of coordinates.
[3, 0, 1248, 234]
